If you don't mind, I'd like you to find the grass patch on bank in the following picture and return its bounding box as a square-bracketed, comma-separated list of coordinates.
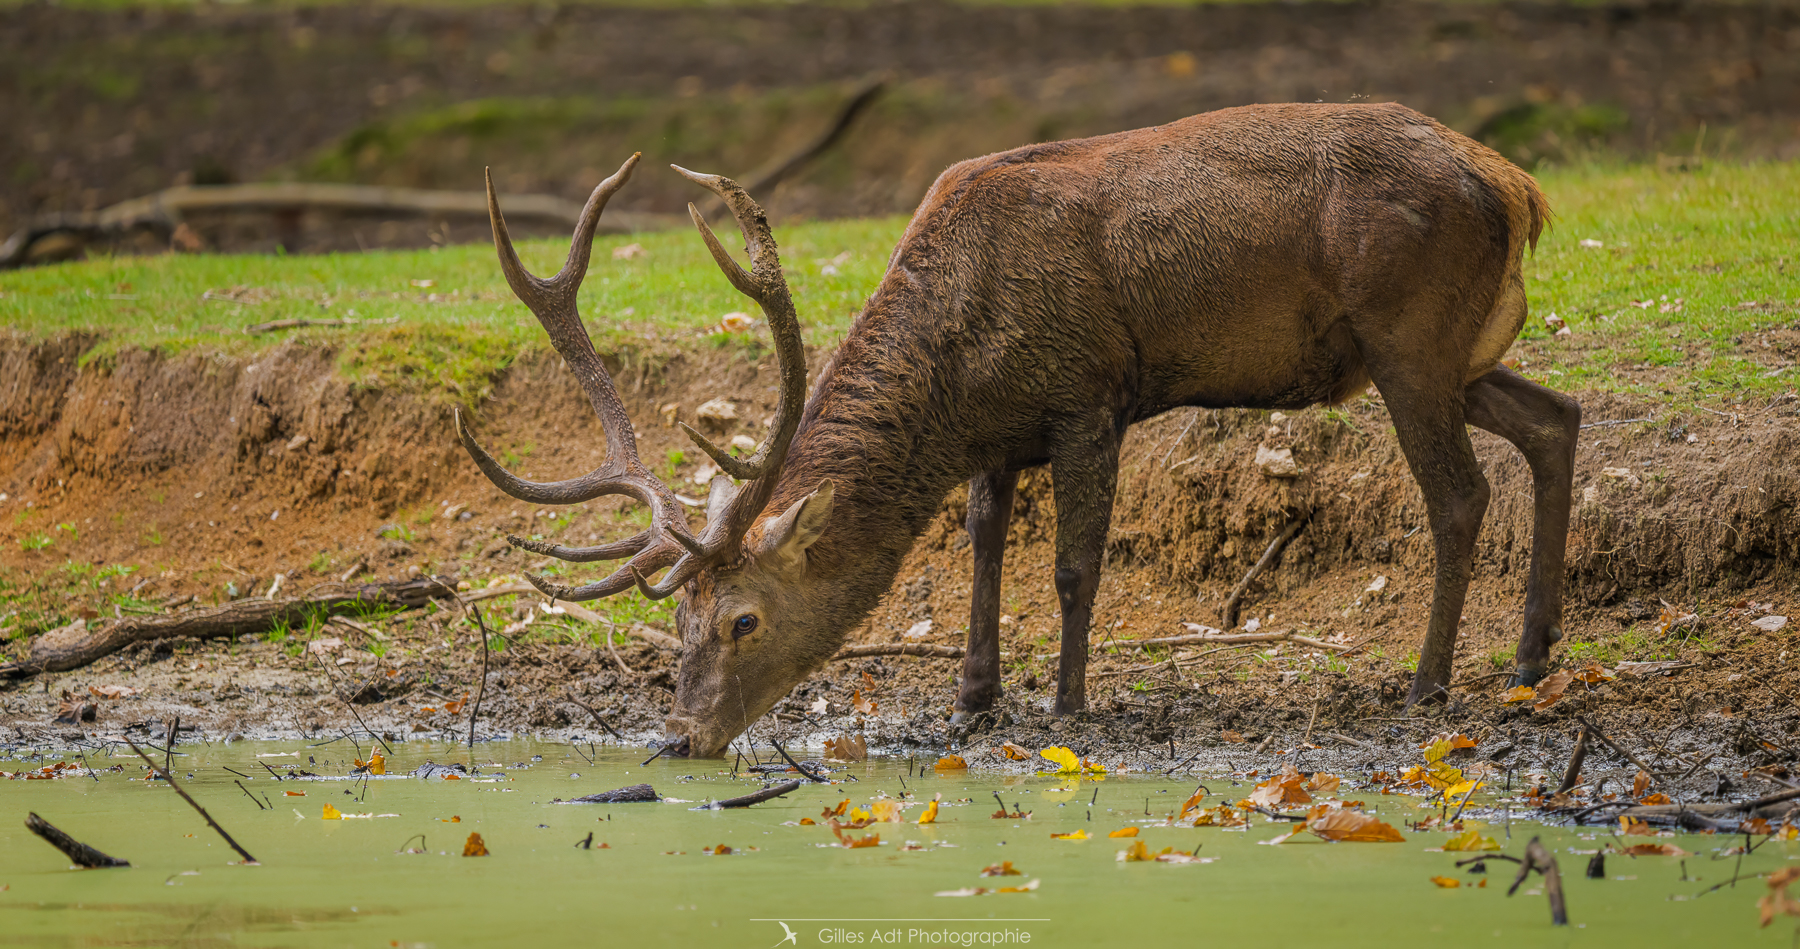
[0, 161, 1794, 406]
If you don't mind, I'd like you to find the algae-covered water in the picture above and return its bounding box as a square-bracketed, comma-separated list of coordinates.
[2, 740, 1791, 947]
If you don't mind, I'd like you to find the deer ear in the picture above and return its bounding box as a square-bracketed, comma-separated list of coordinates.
[756, 480, 834, 570]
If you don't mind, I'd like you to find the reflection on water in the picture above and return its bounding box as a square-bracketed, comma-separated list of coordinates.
[0, 739, 1787, 948]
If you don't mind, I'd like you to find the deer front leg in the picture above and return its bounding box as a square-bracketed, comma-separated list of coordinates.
[954, 469, 1019, 721]
[1050, 424, 1122, 716]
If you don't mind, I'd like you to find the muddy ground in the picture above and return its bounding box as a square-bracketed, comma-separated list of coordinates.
[2, 326, 1798, 805]
[5, 0, 1799, 256]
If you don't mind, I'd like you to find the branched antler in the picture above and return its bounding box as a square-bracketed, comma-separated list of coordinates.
[454, 155, 808, 602]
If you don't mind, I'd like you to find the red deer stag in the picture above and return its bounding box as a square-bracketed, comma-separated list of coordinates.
[458, 103, 1577, 758]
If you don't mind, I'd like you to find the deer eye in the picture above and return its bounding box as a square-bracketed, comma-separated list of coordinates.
[732, 614, 759, 639]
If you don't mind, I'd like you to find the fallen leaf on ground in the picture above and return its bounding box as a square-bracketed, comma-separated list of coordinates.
[1532, 670, 1575, 711]
[934, 755, 967, 772]
[981, 861, 1022, 877]
[852, 690, 878, 715]
[1753, 615, 1790, 633]
[1108, 827, 1140, 838]
[87, 685, 140, 699]
[1632, 771, 1652, 798]
[462, 832, 489, 857]
[1306, 808, 1405, 843]
[1573, 662, 1614, 684]
[1221, 730, 1247, 743]
[1501, 685, 1537, 704]
[443, 692, 470, 715]
[998, 742, 1031, 761]
[1637, 793, 1674, 806]
[1050, 829, 1090, 840]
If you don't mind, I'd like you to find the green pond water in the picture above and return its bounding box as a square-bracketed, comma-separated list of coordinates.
[2, 740, 1793, 948]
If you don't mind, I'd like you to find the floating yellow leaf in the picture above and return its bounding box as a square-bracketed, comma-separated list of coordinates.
[1177, 789, 1207, 821]
[1050, 829, 1090, 840]
[462, 832, 488, 857]
[998, 743, 1031, 761]
[322, 804, 342, 820]
[934, 755, 968, 772]
[798, 817, 817, 826]
[1430, 876, 1461, 888]
[1108, 827, 1139, 838]
[1039, 747, 1081, 773]
[870, 800, 903, 823]
[847, 806, 873, 823]
[1442, 829, 1501, 852]
[919, 794, 941, 825]
[980, 861, 1022, 877]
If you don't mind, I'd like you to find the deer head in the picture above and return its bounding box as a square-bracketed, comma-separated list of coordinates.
[456, 153, 828, 758]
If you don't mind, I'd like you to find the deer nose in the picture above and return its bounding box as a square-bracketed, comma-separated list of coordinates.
[666, 735, 693, 758]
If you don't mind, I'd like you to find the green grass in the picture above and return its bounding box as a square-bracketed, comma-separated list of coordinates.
[0, 215, 902, 399]
[0, 161, 1794, 411]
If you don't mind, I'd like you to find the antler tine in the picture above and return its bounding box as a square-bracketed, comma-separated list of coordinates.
[669, 167, 810, 519]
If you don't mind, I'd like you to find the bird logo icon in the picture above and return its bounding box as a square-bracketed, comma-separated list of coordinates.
[771, 921, 799, 946]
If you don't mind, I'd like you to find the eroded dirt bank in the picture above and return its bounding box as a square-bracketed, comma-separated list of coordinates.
[1, 333, 1798, 788]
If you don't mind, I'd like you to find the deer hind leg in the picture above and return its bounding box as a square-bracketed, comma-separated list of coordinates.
[1463, 366, 1580, 686]
[954, 469, 1019, 721]
[1049, 419, 1122, 716]
[1363, 353, 1491, 707]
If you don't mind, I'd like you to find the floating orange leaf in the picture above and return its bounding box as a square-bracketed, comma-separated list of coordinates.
[1306, 772, 1342, 794]
[1306, 807, 1405, 843]
[1050, 829, 1090, 840]
[934, 755, 968, 772]
[462, 832, 488, 857]
[704, 843, 733, 855]
[1620, 816, 1658, 836]
[1618, 842, 1691, 857]
[980, 861, 1022, 877]
[823, 800, 849, 818]
[1248, 764, 1313, 808]
[442, 773, 461, 781]
[919, 794, 941, 825]
[439, 815, 461, 823]
[1108, 827, 1140, 838]
[284, 790, 306, 797]
[1760, 867, 1800, 927]
[998, 743, 1031, 761]
[1117, 841, 1202, 863]
[1430, 876, 1461, 888]
[799, 817, 817, 826]
[824, 735, 868, 762]
[322, 804, 342, 820]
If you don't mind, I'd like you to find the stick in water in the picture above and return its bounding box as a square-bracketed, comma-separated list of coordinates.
[124, 736, 258, 864]
[768, 739, 828, 783]
[25, 812, 129, 868]
[468, 603, 493, 751]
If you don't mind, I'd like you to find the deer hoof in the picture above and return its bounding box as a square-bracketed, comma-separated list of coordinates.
[1508, 666, 1548, 689]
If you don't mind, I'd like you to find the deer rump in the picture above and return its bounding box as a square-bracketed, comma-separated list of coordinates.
[461, 101, 1576, 759]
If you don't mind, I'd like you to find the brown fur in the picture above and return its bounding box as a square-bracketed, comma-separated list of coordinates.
[660, 102, 1579, 757]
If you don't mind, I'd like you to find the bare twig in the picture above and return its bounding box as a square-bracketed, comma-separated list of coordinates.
[1222, 514, 1308, 629]
[567, 698, 628, 743]
[25, 813, 129, 868]
[697, 780, 804, 810]
[123, 737, 257, 864]
[234, 779, 267, 809]
[768, 739, 828, 783]
[467, 604, 492, 751]
[1556, 725, 1591, 796]
[1577, 717, 1663, 781]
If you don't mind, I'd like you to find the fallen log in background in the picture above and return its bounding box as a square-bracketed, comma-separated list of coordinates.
[832, 643, 964, 661]
[0, 576, 457, 678]
[25, 813, 129, 868]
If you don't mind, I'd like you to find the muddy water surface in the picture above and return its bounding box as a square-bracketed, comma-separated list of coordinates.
[1, 740, 1788, 947]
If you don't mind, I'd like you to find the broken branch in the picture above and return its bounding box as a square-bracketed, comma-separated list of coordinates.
[698, 780, 804, 810]
[1221, 513, 1308, 629]
[25, 813, 129, 868]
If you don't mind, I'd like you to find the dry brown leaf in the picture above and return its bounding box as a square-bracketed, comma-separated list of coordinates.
[1248, 764, 1313, 808]
[1306, 772, 1342, 794]
[981, 861, 1022, 877]
[1221, 730, 1247, 743]
[462, 832, 489, 857]
[1637, 793, 1674, 806]
[1620, 816, 1659, 836]
[1618, 842, 1691, 857]
[1631, 771, 1652, 799]
[1532, 670, 1575, 711]
[87, 685, 140, 699]
[1761, 867, 1800, 927]
[1108, 827, 1139, 838]
[825, 735, 868, 762]
[822, 800, 849, 819]
[1500, 685, 1537, 704]
[1572, 662, 1614, 684]
[1306, 808, 1406, 843]
[852, 690, 878, 715]
[998, 742, 1031, 761]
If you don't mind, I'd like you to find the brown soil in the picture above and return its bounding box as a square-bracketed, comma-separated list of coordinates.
[3, 331, 1798, 796]
[5, 1, 1799, 254]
